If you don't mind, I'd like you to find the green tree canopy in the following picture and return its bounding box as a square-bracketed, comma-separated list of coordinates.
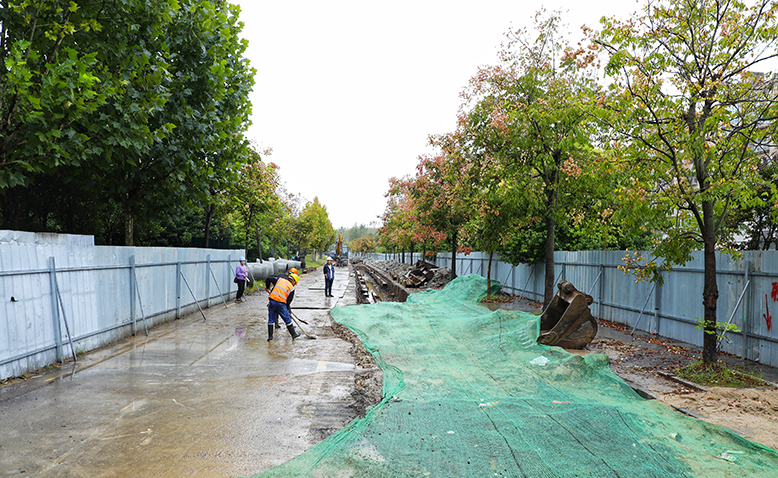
[597, 0, 778, 363]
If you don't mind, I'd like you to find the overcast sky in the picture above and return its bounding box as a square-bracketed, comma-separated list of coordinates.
[230, 1, 640, 230]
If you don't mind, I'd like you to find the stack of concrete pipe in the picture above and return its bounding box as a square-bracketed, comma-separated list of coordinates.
[246, 258, 302, 284]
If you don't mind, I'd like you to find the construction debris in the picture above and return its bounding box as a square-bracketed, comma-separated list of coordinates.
[364, 259, 452, 289]
[400, 260, 438, 288]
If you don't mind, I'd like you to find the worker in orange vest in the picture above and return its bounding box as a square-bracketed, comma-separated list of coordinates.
[265, 272, 301, 341]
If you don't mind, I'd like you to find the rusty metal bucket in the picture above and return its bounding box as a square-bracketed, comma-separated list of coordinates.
[537, 280, 598, 349]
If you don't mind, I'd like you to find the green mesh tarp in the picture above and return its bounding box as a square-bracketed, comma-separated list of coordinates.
[251, 275, 778, 477]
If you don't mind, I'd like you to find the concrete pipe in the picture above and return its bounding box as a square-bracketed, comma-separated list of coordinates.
[247, 262, 274, 283]
[272, 259, 302, 274]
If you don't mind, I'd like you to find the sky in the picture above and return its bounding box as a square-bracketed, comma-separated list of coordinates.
[230, 0, 640, 230]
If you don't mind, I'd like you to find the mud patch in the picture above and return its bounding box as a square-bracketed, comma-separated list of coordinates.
[332, 321, 383, 418]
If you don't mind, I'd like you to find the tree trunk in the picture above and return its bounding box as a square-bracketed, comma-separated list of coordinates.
[123, 202, 134, 246]
[543, 165, 559, 306]
[401, 248, 405, 264]
[487, 251, 494, 294]
[544, 211, 556, 306]
[702, 199, 719, 364]
[410, 241, 415, 264]
[203, 203, 215, 248]
[243, 205, 254, 260]
[255, 228, 263, 262]
[451, 228, 458, 278]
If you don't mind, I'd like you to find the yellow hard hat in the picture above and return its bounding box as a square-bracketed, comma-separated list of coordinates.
[289, 268, 298, 275]
[290, 273, 299, 284]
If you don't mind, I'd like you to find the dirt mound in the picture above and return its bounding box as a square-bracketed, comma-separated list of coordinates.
[332, 321, 383, 418]
[656, 388, 778, 450]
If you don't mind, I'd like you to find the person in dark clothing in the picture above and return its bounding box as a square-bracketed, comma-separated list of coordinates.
[323, 257, 335, 297]
[265, 272, 301, 341]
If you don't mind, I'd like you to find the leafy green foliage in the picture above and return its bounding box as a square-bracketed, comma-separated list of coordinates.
[597, 0, 778, 363]
[0, 0, 262, 249]
[294, 197, 335, 256]
[0, 1, 117, 187]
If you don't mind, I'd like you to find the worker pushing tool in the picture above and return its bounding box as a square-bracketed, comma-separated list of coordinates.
[265, 271, 301, 341]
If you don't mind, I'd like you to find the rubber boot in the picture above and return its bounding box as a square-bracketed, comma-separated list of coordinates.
[287, 324, 301, 339]
[267, 324, 274, 341]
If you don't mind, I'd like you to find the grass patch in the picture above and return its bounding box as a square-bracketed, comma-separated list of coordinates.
[480, 293, 512, 303]
[675, 360, 767, 387]
[306, 254, 328, 268]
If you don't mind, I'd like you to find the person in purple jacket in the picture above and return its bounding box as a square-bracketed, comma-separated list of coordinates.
[235, 257, 248, 302]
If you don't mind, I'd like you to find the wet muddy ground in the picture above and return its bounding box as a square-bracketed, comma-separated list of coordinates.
[0, 267, 367, 478]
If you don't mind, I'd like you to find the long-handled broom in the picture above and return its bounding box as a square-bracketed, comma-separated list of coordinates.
[290, 311, 317, 339]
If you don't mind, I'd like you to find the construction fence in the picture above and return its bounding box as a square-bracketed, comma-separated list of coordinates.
[361, 249, 778, 368]
[0, 230, 243, 381]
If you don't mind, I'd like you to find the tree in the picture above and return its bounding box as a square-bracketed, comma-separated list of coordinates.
[294, 197, 335, 258]
[383, 154, 464, 274]
[168, 0, 255, 248]
[64, 0, 180, 245]
[732, 161, 778, 250]
[457, 11, 605, 305]
[227, 147, 283, 260]
[81, 0, 254, 245]
[0, 0, 116, 190]
[350, 234, 376, 253]
[597, 0, 778, 364]
[380, 178, 420, 262]
[0, 1, 256, 246]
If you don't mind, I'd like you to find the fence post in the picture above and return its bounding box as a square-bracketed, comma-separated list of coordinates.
[48, 257, 63, 362]
[598, 264, 605, 319]
[130, 255, 136, 336]
[206, 254, 211, 307]
[176, 261, 181, 319]
[227, 255, 232, 301]
[654, 272, 663, 335]
[742, 260, 752, 361]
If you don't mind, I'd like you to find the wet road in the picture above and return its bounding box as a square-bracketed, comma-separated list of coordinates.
[0, 266, 357, 477]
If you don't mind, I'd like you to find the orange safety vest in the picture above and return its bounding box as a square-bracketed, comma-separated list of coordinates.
[268, 278, 295, 303]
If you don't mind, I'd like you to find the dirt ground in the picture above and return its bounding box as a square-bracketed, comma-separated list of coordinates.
[587, 323, 778, 451]
[331, 321, 383, 418]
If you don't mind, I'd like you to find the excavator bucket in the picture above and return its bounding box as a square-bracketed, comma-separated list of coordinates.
[537, 280, 598, 349]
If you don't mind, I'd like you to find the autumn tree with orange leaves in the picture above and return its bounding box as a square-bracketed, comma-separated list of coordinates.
[383, 152, 472, 276]
[451, 11, 610, 304]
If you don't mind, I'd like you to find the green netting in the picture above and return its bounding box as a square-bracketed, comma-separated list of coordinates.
[250, 275, 778, 477]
